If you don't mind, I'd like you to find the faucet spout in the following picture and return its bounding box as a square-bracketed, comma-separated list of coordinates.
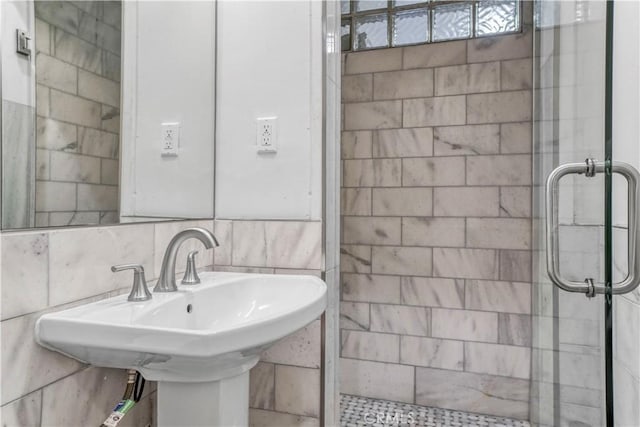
[154, 227, 219, 292]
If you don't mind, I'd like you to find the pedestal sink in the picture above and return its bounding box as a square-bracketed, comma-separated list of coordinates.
[35, 272, 327, 426]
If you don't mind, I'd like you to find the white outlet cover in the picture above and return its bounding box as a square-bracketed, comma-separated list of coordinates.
[256, 117, 277, 153]
[161, 122, 180, 156]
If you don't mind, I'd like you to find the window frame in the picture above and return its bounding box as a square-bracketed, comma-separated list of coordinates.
[341, 0, 523, 52]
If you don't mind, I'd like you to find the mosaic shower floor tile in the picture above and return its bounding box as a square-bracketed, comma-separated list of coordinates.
[340, 394, 530, 427]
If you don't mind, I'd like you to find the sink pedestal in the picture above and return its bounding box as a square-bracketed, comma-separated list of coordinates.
[157, 372, 249, 427]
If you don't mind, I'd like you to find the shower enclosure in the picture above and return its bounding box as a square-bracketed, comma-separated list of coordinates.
[531, 1, 640, 426]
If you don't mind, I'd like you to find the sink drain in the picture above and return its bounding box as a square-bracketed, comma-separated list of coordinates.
[186, 304, 193, 313]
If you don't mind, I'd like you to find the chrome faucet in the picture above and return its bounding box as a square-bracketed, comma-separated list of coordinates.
[154, 227, 219, 292]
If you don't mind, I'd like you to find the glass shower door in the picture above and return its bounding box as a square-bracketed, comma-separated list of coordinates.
[532, 1, 640, 426]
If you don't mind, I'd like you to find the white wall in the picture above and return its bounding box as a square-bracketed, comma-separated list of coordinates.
[121, 1, 215, 219]
[215, 1, 323, 220]
[1, 0, 35, 107]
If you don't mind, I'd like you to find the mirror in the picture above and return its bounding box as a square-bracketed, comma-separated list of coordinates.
[1, 0, 215, 229]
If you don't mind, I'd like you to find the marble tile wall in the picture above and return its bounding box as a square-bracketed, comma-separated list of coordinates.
[212, 220, 324, 427]
[339, 27, 533, 420]
[1, 218, 323, 427]
[34, 1, 121, 227]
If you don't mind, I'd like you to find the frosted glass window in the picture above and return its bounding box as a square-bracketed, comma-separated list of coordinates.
[393, 9, 429, 46]
[355, 0, 387, 12]
[476, 0, 519, 36]
[354, 13, 389, 49]
[393, 0, 426, 7]
[432, 3, 472, 41]
[341, 1, 521, 51]
[342, 20, 351, 52]
[341, 0, 351, 14]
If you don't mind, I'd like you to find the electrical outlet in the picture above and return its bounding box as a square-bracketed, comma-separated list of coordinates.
[256, 117, 277, 153]
[161, 122, 180, 156]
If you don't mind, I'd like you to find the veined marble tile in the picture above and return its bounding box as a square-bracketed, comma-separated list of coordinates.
[372, 246, 432, 276]
[465, 342, 531, 379]
[35, 181, 76, 212]
[400, 277, 464, 309]
[343, 159, 401, 187]
[402, 217, 465, 247]
[342, 274, 400, 304]
[500, 187, 531, 218]
[344, 101, 402, 130]
[153, 220, 215, 277]
[498, 313, 531, 347]
[465, 280, 531, 314]
[433, 248, 499, 280]
[342, 74, 373, 103]
[433, 124, 500, 156]
[372, 188, 433, 217]
[49, 223, 154, 306]
[36, 149, 50, 180]
[102, 50, 121, 82]
[35, 1, 79, 35]
[36, 53, 78, 94]
[415, 368, 529, 420]
[501, 122, 532, 154]
[431, 308, 498, 343]
[1, 312, 84, 405]
[77, 183, 118, 211]
[345, 49, 402, 75]
[101, 158, 119, 185]
[275, 365, 320, 417]
[78, 10, 121, 54]
[78, 127, 118, 158]
[340, 358, 415, 404]
[36, 19, 51, 54]
[54, 29, 102, 74]
[341, 330, 399, 363]
[101, 105, 120, 133]
[501, 59, 533, 91]
[467, 91, 532, 124]
[340, 246, 372, 273]
[403, 40, 466, 69]
[343, 217, 401, 245]
[403, 96, 466, 128]
[1, 232, 48, 320]
[342, 188, 372, 216]
[250, 362, 275, 410]
[402, 157, 465, 187]
[373, 69, 434, 100]
[36, 117, 78, 152]
[49, 211, 100, 227]
[400, 336, 463, 370]
[466, 218, 531, 250]
[232, 221, 322, 269]
[433, 187, 500, 217]
[434, 62, 500, 96]
[341, 131, 372, 159]
[340, 302, 370, 331]
[50, 90, 101, 129]
[499, 250, 531, 282]
[261, 320, 321, 369]
[0, 390, 42, 427]
[467, 28, 532, 63]
[249, 408, 319, 427]
[370, 304, 430, 336]
[50, 151, 101, 184]
[103, 1, 122, 29]
[78, 69, 120, 108]
[37, 84, 50, 117]
[372, 128, 433, 158]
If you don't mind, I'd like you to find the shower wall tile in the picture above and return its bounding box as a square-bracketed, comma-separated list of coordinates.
[261, 320, 321, 369]
[340, 359, 415, 404]
[344, 101, 402, 130]
[36, 54, 78, 94]
[341, 330, 400, 363]
[434, 62, 500, 96]
[400, 277, 464, 309]
[432, 308, 498, 343]
[373, 69, 434, 100]
[341, 28, 533, 417]
[400, 336, 463, 370]
[433, 124, 500, 156]
[415, 368, 529, 419]
[249, 409, 319, 427]
[274, 365, 320, 417]
[50, 89, 102, 128]
[342, 274, 401, 304]
[372, 128, 433, 158]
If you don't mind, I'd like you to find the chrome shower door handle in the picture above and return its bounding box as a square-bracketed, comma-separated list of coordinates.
[545, 159, 640, 296]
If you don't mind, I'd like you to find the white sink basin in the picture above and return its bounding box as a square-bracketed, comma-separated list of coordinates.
[36, 272, 327, 426]
[37, 271, 327, 381]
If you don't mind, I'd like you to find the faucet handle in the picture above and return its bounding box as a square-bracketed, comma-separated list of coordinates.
[181, 251, 201, 285]
[111, 264, 152, 302]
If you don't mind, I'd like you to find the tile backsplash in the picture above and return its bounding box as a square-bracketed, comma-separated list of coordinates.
[1, 218, 324, 427]
[339, 25, 533, 420]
